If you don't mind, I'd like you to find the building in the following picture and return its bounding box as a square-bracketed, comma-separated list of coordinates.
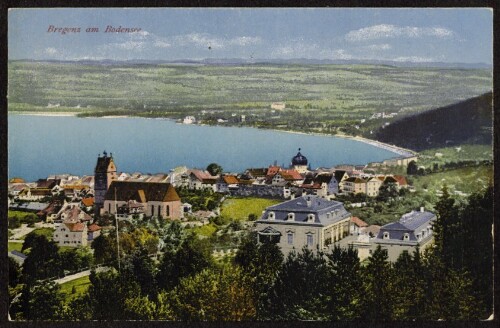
[255, 195, 351, 256]
[271, 102, 286, 110]
[290, 148, 308, 174]
[365, 176, 384, 197]
[53, 222, 88, 247]
[343, 177, 367, 195]
[372, 208, 436, 261]
[103, 181, 183, 219]
[94, 151, 117, 215]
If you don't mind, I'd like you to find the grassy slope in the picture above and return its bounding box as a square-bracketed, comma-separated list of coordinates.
[60, 276, 91, 301]
[8, 242, 23, 252]
[220, 197, 281, 221]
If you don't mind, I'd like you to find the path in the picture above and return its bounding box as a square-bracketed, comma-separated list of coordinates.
[9, 224, 34, 240]
[54, 266, 109, 284]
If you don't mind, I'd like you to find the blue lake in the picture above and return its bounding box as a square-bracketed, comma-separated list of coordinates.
[8, 114, 400, 181]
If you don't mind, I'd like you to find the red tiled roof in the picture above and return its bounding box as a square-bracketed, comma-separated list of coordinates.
[393, 175, 408, 186]
[280, 169, 303, 180]
[65, 222, 86, 232]
[266, 166, 281, 177]
[82, 197, 94, 207]
[351, 216, 368, 227]
[223, 175, 239, 184]
[88, 223, 101, 232]
[190, 169, 215, 181]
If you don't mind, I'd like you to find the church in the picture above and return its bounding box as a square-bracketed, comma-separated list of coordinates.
[94, 151, 117, 215]
[290, 148, 309, 174]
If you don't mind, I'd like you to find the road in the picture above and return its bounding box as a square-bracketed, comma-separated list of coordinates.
[54, 266, 109, 285]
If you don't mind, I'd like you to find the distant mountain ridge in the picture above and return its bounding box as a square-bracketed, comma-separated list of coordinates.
[375, 92, 493, 151]
[9, 58, 492, 69]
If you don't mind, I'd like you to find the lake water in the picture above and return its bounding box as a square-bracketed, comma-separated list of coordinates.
[8, 114, 400, 182]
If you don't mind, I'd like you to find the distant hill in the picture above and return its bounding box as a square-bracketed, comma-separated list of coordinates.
[375, 93, 493, 151]
[9, 58, 492, 69]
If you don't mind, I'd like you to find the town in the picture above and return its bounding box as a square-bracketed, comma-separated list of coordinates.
[7, 144, 493, 321]
[8, 149, 425, 261]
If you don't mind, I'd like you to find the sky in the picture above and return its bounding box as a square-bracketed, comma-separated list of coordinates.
[8, 8, 493, 64]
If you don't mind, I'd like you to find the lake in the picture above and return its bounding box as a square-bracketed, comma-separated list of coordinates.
[8, 114, 400, 181]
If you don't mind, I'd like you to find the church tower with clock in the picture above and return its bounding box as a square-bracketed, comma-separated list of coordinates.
[94, 151, 117, 216]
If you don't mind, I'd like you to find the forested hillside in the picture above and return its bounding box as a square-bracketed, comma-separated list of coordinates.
[375, 93, 492, 151]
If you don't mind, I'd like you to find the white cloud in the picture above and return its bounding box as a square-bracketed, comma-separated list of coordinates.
[44, 47, 58, 55]
[364, 43, 392, 51]
[114, 41, 145, 51]
[229, 36, 261, 46]
[393, 56, 435, 63]
[346, 24, 454, 42]
[154, 40, 171, 48]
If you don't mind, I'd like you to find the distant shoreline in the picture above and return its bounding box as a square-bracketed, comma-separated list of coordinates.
[9, 111, 417, 158]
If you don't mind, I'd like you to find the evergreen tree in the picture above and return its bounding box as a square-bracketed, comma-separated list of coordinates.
[22, 281, 64, 321]
[360, 245, 394, 320]
[268, 247, 330, 320]
[326, 246, 362, 320]
[122, 246, 158, 299]
[22, 234, 63, 283]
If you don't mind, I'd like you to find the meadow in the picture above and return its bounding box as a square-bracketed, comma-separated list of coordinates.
[8, 61, 492, 136]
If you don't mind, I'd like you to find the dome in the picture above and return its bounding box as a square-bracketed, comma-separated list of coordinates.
[292, 148, 308, 166]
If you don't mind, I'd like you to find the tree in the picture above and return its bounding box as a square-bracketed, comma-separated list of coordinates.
[169, 265, 256, 321]
[326, 246, 362, 320]
[391, 250, 426, 320]
[91, 234, 116, 265]
[22, 234, 62, 283]
[268, 247, 330, 320]
[234, 233, 284, 319]
[407, 160, 418, 175]
[88, 268, 141, 320]
[9, 256, 21, 287]
[157, 233, 213, 291]
[360, 245, 394, 320]
[206, 163, 223, 176]
[122, 246, 158, 299]
[377, 181, 399, 202]
[22, 281, 64, 320]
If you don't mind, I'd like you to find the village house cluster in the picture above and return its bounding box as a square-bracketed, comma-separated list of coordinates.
[8, 149, 433, 260]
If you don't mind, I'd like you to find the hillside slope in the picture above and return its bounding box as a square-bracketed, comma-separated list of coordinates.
[375, 92, 492, 151]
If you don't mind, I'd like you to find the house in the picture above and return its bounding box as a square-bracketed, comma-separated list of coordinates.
[255, 195, 351, 256]
[18, 188, 53, 201]
[314, 173, 339, 197]
[271, 102, 286, 110]
[350, 216, 368, 235]
[343, 177, 367, 195]
[365, 176, 384, 197]
[216, 175, 240, 193]
[187, 169, 217, 191]
[334, 170, 350, 192]
[53, 222, 88, 247]
[372, 208, 436, 261]
[87, 223, 102, 242]
[36, 201, 63, 222]
[116, 200, 145, 219]
[393, 175, 409, 189]
[103, 181, 183, 219]
[58, 204, 92, 224]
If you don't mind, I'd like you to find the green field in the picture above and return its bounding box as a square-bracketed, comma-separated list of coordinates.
[220, 197, 281, 221]
[60, 276, 91, 300]
[8, 61, 492, 136]
[8, 242, 23, 252]
[417, 144, 493, 168]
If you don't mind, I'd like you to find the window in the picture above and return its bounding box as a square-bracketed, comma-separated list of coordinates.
[383, 232, 390, 239]
[403, 233, 410, 241]
[66, 234, 69, 238]
[268, 212, 275, 220]
[307, 214, 315, 222]
[307, 234, 313, 246]
[166, 205, 170, 217]
[151, 205, 155, 215]
[288, 233, 294, 245]
[422, 230, 426, 238]
[287, 213, 295, 221]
